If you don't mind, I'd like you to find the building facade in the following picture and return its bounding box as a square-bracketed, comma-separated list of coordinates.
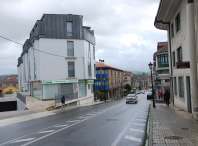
[153, 42, 170, 97]
[95, 60, 123, 99]
[154, 0, 198, 115]
[123, 71, 133, 87]
[0, 75, 18, 88]
[17, 14, 96, 105]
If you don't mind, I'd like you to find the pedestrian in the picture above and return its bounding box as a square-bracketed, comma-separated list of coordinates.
[60, 95, 65, 110]
[104, 94, 107, 102]
[164, 89, 170, 106]
[158, 92, 161, 100]
[163, 92, 166, 104]
[160, 92, 163, 100]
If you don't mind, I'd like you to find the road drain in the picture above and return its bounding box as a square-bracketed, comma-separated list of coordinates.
[164, 136, 183, 140]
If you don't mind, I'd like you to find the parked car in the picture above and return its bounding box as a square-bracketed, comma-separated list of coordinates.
[126, 94, 138, 104]
[147, 92, 153, 99]
[140, 90, 145, 94]
[136, 91, 140, 94]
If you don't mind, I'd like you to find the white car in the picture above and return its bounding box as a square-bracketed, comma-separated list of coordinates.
[126, 94, 138, 104]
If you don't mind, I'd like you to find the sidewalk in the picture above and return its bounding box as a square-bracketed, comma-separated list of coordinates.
[148, 103, 198, 146]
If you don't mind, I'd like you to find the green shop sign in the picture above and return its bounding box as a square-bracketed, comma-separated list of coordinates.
[87, 80, 94, 84]
[42, 79, 78, 84]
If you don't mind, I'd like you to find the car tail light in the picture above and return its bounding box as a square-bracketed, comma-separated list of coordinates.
[126, 97, 128, 99]
[134, 97, 136, 99]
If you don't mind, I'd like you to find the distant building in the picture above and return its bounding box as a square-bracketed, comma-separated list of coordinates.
[123, 71, 133, 87]
[17, 14, 96, 105]
[0, 75, 18, 88]
[153, 42, 170, 96]
[1, 85, 19, 94]
[95, 60, 123, 99]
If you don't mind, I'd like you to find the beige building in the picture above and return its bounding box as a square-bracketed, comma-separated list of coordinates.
[154, 0, 198, 117]
[123, 71, 133, 86]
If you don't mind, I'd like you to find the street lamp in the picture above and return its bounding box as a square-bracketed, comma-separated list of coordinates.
[148, 62, 156, 107]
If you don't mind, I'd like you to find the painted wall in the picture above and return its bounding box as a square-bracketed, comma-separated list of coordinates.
[2, 85, 19, 93]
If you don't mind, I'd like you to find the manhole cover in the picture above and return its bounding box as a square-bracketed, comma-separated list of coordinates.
[181, 128, 189, 130]
[164, 136, 183, 139]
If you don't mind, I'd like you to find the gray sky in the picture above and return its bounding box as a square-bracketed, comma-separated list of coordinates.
[0, 0, 167, 75]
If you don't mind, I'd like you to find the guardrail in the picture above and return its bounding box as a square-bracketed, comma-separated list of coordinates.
[55, 92, 78, 106]
[17, 92, 26, 104]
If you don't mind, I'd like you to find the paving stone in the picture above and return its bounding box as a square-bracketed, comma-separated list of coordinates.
[148, 103, 198, 146]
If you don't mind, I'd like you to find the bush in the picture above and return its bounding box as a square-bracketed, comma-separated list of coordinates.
[5, 90, 13, 94]
[95, 90, 105, 101]
[124, 84, 132, 91]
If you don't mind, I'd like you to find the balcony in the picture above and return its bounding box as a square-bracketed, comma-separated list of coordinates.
[96, 74, 101, 79]
[158, 64, 169, 68]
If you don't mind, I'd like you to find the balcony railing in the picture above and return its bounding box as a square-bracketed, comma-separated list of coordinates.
[158, 64, 169, 68]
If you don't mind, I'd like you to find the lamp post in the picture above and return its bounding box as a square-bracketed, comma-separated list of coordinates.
[148, 62, 156, 107]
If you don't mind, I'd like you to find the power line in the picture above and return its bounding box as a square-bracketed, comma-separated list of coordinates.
[0, 35, 65, 58]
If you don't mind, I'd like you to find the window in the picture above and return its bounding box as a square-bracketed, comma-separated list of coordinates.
[13, 84, 16, 87]
[171, 23, 174, 38]
[88, 84, 90, 89]
[111, 79, 113, 88]
[88, 43, 92, 76]
[9, 89, 12, 91]
[29, 62, 31, 80]
[79, 80, 86, 97]
[158, 54, 169, 68]
[174, 77, 177, 95]
[175, 13, 181, 32]
[67, 41, 74, 57]
[177, 47, 182, 62]
[118, 71, 120, 78]
[93, 46, 95, 60]
[115, 79, 116, 87]
[165, 79, 170, 82]
[111, 70, 113, 78]
[34, 49, 36, 79]
[67, 22, 73, 36]
[115, 70, 116, 78]
[173, 52, 175, 67]
[179, 77, 184, 97]
[68, 62, 75, 77]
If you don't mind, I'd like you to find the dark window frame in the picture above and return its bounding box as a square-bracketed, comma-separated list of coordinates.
[175, 13, 181, 32]
[177, 47, 182, 62]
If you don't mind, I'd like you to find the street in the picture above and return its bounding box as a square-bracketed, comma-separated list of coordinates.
[0, 93, 151, 146]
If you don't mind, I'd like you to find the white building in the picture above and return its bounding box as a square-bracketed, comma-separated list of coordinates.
[17, 14, 96, 105]
[154, 0, 198, 116]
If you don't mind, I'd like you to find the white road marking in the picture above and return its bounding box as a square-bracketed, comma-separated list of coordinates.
[130, 128, 143, 133]
[67, 120, 80, 123]
[125, 135, 142, 142]
[111, 108, 141, 146]
[38, 130, 55, 133]
[78, 116, 89, 119]
[138, 116, 146, 118]
[20, 103, 124, 146]
[11, 138, 36, 143]
[136, 119, 146, 121]
[54, 125, 68, 127]
[133, 123, 145, 126]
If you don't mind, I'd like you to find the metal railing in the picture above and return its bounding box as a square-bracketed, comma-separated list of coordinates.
[17, 92, 26, 104]
[55, 92, 78, 106]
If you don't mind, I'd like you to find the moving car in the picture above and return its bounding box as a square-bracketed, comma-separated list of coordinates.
[147, 92, 153, 99]
[126, 94, 138, 104]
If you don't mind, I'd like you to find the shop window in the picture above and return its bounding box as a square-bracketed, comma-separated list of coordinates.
[179, 77, 184, 97]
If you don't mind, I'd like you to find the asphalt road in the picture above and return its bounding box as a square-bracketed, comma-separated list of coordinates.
[0, 92, 151, 146]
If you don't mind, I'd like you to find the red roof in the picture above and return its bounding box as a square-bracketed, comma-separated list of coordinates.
[95, 61, 123, 71]
[0, 75, 18, 83]
[155, 42, 168, 54]
[123, 71, 132, 76]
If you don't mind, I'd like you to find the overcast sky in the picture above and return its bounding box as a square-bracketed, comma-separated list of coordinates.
[0, 0, 167, 75]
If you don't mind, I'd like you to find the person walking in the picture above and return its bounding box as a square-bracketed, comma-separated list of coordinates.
[164, 89, 170, 106]
[60, 95, 65, 110]
[158, 92, 161, 100]
[160, 92, 163, 100]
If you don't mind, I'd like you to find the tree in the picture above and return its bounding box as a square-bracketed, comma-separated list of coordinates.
[139, 86, 142, 90]
[124, 84, 132, 91]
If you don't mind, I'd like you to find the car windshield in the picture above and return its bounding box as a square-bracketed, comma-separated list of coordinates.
[128, 94, 135, 97]
[148, 92, 152, 95]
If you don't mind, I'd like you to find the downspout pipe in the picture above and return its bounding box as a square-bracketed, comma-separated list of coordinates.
[154, 18, 174, 105]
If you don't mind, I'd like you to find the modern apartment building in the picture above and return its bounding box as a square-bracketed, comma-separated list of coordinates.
[95, 60, 123, 99]
[17, 14, 96, 105]
[153, 42, 170, 96]
[154, 0, 198, 115]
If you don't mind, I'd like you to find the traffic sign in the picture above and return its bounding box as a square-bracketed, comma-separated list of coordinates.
[154, 86, 157, 90]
